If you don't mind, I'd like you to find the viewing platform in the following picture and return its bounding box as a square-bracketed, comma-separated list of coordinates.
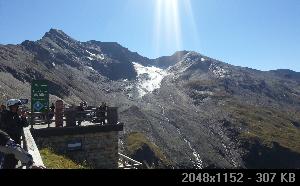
[20, 102, 142, 169]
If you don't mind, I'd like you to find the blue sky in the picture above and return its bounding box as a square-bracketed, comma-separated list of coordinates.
[0, 0, 299, 71]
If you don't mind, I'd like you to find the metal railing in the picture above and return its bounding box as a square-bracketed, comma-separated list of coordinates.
[118, 153, 143, 169]
[29, 106, 119, 128]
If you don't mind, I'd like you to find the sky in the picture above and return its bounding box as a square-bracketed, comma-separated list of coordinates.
[0, 0, 299, 72]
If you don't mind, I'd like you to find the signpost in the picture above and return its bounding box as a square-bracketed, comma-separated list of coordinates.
[31, 80, 49, 113]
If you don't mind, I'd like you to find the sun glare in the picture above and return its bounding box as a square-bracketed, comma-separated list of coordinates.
[153, 0, 197, 57]
[154, 0, 181, 56]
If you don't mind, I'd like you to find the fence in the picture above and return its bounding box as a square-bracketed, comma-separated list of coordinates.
[118, 153, 143, 169]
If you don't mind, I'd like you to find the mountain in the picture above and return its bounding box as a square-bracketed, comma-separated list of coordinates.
[152, 50, 189, 69]
[0, 29, 299, 168]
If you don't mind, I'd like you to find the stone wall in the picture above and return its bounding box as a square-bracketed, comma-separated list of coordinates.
[33, 125, 123, 169]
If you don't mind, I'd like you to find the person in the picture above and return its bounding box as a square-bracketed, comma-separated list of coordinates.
[48, 103, 55, 120]
[0, 104, 6, 112]
[98, 102, 107, 125]
[76, 102, 86, 126]
[0, 104, 7, 129]
[50, 103, 55, 112]
[0, 99, 29, 168]
[65, 105, 77, 127]
[0, 129, 44, 169]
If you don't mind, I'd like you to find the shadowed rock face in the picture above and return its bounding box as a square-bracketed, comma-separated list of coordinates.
[243, 140, 300, 169]
[131, 144, 160, 166]
[1, 29, 300, 168]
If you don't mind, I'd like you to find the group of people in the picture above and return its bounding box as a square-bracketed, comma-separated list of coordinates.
[95, 102, 108, 125]
[0, 99, 110, 169]
[65, 101, 110, 126]
[0, 99, 44, 169]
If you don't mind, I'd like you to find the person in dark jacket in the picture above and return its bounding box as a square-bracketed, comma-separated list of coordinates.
[98, 102, 107, 125]
[49, 103, 55, 120]
[1, 99, 28, 144]
[50, 103, 55, 112]
[0, 104, 7, 128]
[0, 99, 29, 168]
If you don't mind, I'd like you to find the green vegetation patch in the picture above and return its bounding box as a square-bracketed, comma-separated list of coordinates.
[125, 132, 171, 166]
[224, 101, 300, 153]
[40, 148, 89, 169]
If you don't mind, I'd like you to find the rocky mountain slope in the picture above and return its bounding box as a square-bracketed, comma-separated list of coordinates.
[0, 29, 299, 168]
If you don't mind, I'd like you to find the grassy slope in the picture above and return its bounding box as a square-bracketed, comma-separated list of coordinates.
[40, 148, 89, 169]
[224, 101, 300, 153]
[125, 132, 171, 167]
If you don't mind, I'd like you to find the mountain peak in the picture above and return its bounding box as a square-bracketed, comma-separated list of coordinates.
[172, 50, 190, 57]
[48, 28, 64, 35]
[153, 50, 191, 69]
[42, 28, 75, 42]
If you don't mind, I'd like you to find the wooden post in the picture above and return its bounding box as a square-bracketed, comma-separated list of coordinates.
[55, 100, 64, 127]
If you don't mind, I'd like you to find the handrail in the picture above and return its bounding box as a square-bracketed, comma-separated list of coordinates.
[29, 107, 115, 128]
[22, 127, 45, 168]
[118, 153, 142, 169]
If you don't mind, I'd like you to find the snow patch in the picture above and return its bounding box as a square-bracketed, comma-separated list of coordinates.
[52, 62, 56, 67]
[133, 62, 168, 97]
[159, 105, 170, 123]
[72, 56, 79, 61]
[87, 66, 95, 71]
[177, 128, 203, 169]
[209, 64, 229, 78]
[195, 90, 214, 96]
[179, 64, 193, 73]
[125, 85, 133, 90]
[86, 50, 105, 60]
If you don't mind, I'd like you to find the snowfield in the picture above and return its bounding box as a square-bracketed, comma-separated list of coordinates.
[133, 62, 168, 97]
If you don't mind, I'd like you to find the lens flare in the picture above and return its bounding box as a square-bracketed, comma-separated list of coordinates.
[153, 0, 198, 57]
[153, 0, 181, 56]
[183, 0, 200, 48]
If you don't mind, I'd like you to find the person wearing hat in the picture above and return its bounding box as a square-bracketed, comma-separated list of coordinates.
[0, 99, 29, 168]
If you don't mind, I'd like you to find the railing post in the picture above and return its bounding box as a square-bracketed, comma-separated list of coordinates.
[30, 112, 34, 129]
[55, 100, 64, 127]
[47, 111, 50, 128]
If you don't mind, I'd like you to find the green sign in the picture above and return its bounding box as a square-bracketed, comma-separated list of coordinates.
[31, 80, 49, 113]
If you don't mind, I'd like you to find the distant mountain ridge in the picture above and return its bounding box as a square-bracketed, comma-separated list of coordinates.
[0, 29, 299, 168]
